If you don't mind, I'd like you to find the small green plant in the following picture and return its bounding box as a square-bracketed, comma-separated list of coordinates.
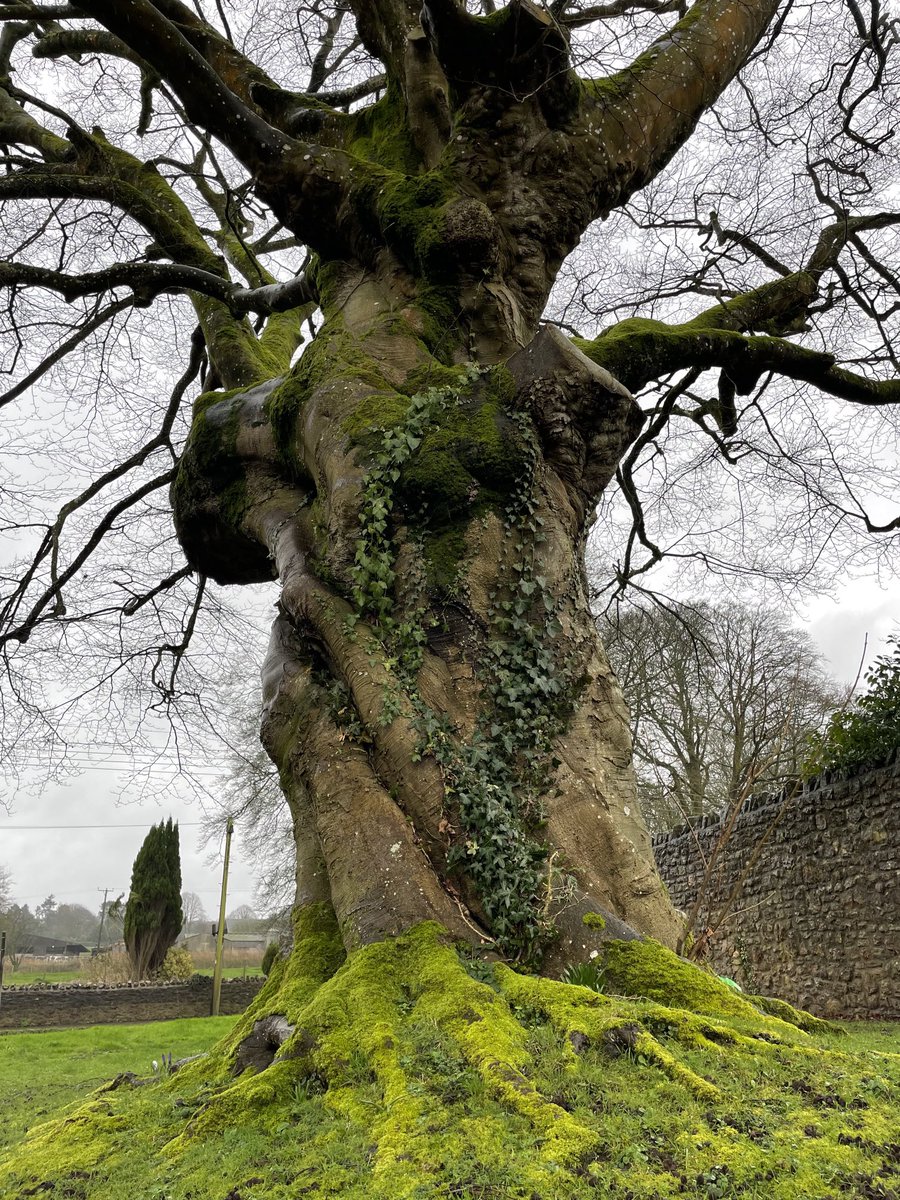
[806, 633, 900, 774]
[561, 959, 608, 993]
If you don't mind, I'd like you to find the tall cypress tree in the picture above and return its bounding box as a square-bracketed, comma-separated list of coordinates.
[123, 819, 184, 980]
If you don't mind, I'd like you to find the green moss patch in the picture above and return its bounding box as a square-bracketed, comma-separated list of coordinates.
[346, 87, 420, 173]
[3, 922, 897, 1200]
[582, 912, 607, 930]
[267, 319, 392, 463]
[342, 365, 524, 598]
[396, 386, 525, 523]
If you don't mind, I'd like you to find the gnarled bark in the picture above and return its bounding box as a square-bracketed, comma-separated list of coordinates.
[172, 256, 681, 964]
[35, 0, 791, 970]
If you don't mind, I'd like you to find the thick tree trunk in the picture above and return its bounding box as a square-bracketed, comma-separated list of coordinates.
[173, 258, 681, 969]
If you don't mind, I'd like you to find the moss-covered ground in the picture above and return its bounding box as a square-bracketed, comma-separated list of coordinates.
[0, 922, 897, 1200]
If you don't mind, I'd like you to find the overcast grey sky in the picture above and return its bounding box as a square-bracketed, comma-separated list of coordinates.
[1, 782, 260, 921]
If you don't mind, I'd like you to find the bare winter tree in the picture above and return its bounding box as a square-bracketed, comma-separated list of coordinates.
[0, 894, 36, 969]
[201, 699, 297, 916]
[601, 601, 842, 831]
[180, 889, 208, 932]
[0, 0, 898, 978]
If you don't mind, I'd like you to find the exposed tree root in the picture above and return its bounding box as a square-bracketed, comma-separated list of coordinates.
[2, 915, 898, 1200]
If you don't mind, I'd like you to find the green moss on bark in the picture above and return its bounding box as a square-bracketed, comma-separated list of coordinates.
[170, 387, 250, 531]
[347, 87, 420, 173]
[416, 286, 463, 361]
[266, 318, 392, 462]
[341, 365, 523, 594]
[2, 922, 895, 1200]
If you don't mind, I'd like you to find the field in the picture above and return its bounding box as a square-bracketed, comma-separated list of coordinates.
[3, 965, 263, 986]
[0, 1016, 238, 1156]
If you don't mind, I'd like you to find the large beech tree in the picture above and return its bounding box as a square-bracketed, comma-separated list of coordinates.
[0, 0, 898, 972]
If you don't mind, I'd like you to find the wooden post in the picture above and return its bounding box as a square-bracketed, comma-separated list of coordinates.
[211, 817, 234, 1017]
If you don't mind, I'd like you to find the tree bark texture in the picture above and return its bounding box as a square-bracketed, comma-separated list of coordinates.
[172, 256, 680, 966]
[156, 0, 788, 967]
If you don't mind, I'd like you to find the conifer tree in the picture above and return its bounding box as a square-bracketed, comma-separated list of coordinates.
[123, 819, 184, 980]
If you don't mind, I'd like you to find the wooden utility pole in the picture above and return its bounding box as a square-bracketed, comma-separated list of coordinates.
[210, 817, 234, 1017]
[0, 930, 6, 1013]
[95, 887, 109, 954]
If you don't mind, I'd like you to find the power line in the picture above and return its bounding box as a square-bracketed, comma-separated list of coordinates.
[7, 759, 226, 773]
[0, 822, 206, 829]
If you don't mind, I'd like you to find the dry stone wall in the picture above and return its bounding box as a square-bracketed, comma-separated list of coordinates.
[652, 755, 900, 1019]
[0, 975, 264, 1030]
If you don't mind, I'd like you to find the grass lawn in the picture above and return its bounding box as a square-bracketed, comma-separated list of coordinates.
[3, 970, 83, 985]
[0, 1016, 237, 1156]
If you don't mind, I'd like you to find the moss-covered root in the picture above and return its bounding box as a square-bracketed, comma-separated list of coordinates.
[598, 936, 841, 1036]
[494, 943, 847, 1111]
[177, 923, 598, 1198]
[3, 922, 899, 1200]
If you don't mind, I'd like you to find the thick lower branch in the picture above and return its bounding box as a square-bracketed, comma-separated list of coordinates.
[579, 0, 782, 220]
[579, 316, 900, 408]
[0, 259, 315, 316]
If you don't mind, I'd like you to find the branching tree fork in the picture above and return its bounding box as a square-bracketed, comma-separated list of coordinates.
[0, 0, 898, 971]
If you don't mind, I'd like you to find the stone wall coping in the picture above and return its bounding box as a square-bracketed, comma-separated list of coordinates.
[0, 975, 259, 993]
[652, 750, 899, 846]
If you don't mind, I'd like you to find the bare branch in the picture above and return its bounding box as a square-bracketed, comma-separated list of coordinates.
[0, 259, 316, 316]
[1, 469, 177, 648]
[560, 0, 685, 27]
[0, 297, 131, 410]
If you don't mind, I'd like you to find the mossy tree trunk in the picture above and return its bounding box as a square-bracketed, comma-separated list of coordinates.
[152, 0, 796, 969]
[174, 245, 682, 965]
[65, 0, 804, 968]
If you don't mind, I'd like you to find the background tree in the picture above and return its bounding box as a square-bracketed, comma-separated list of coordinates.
[226, 903, 260, 932]
[123, 818, 183, 979]
[48, 902, 101, 945]
[0, 902, 36, 969]
[34, 894, 57, 929]
[96, 893, 125, 948]
[806, 632, 900, 775]
[602, 601, 841, 831]
[179, 890, 208, 935]
[0, 0, 897, 972]
[0, 866, 28, 972]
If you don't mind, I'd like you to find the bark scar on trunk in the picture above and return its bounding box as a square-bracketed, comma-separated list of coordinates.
[233, 1014, 296, 1074]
